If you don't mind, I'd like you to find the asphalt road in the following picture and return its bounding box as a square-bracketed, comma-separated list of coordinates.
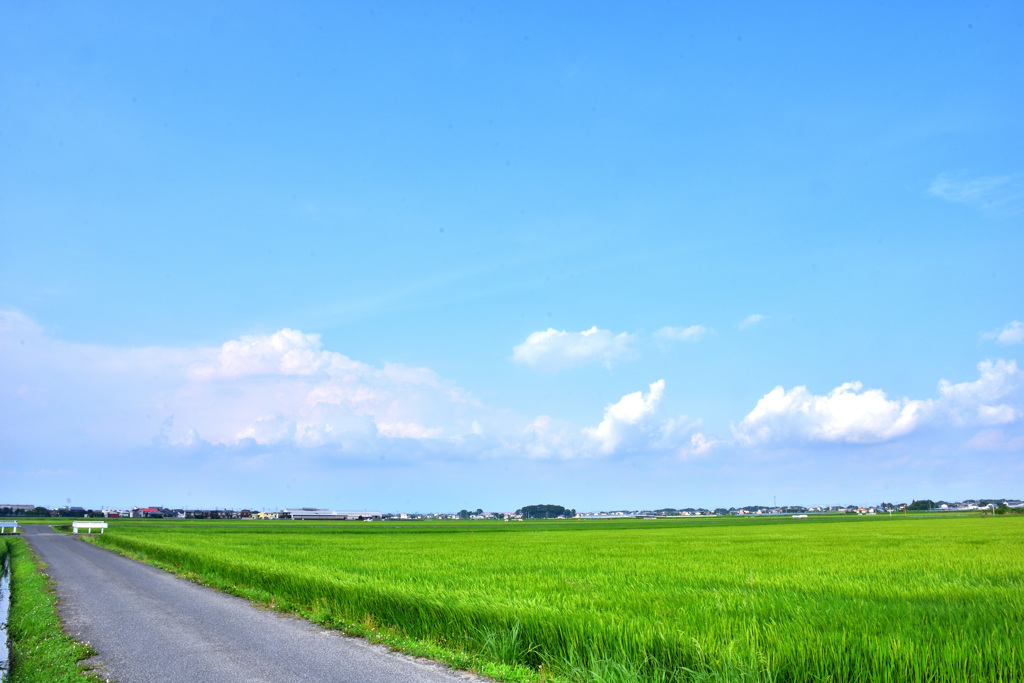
[21, 525, 488, 683]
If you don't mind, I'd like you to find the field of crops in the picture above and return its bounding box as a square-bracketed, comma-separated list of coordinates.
[89, 515, 1023, 682]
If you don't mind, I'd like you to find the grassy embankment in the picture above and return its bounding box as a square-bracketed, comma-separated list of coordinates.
[88, 515, 1024, 683]
[1, 536, 97, 682]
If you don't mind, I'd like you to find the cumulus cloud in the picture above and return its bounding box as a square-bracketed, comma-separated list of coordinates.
[733, 382, 927, 446]
[0, 313, 490, 455]
[928, 174, 1024, 214]
[235, 414, 297, 445]
[2, 312, 714, 464]
[938, 359, 1021, 426]
[189, 328, 361, 379]
[512, 326, 635, 369]
[583, 380, 666, 453]
[183, 330, 484, 448]
[982, 321, 1024, 346]
[734, 359, 1022, 447]
[655, 325, 710, 342]
[376, 421, 444, 440]
[740, 314, 767, 330]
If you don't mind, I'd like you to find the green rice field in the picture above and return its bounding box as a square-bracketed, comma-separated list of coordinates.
[88, 514, 1024, 682]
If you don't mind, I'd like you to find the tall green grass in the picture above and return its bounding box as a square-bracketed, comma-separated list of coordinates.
[91, 516, 1024, 682]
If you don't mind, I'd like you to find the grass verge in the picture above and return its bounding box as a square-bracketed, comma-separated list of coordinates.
[81, 531, 784, 683]
[77, 535, 544, 683]
[2, 537, 99, 682]
[84, 516, 1023, 683]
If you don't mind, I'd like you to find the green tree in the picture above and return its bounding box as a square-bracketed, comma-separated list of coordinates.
[518, 504, 574, 519]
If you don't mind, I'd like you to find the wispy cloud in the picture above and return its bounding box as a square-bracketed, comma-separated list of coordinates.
[681, 433, 719, 459]
[512, 327, 635, 370]
[516, 323, 713, 370]
[928, 173, 1024, 215]
[982, 321, 1024, 346]
[739, 314, 767, 330]
[655, 325, 711, 342]
[963, 429, 1024, 452]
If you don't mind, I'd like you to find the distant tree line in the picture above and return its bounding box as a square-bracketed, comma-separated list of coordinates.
[517, 504, 575, 519]
[0, 506, 67, 517]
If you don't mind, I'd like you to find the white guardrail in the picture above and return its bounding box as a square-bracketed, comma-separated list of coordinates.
[0, 521, 17, 534]
[72, 521, 108, 534]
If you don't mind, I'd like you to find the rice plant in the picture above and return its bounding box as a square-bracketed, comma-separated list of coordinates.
[91, 515, 1024, 682]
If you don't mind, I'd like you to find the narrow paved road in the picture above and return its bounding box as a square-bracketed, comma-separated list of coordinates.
[21, 525, 488, 683]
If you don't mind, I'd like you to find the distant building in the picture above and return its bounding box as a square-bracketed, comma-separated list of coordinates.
[284, 508, 382, 521]
[0, 504, 36, 513]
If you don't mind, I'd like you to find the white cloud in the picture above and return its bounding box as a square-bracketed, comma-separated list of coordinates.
[0, 314, 488, 454]
[928, 174, 1024, 215]
[188, 333, 481, 447]
[507, 382, 700, 459]
[654, 415, 703, 449]
[733, 382, 928, 446]
[2, 312, 712, 463]
[520, 415, 579, 459]
[375, 421, 444, 440]
[681, 432, 718, 458]
[734, 359, 1022, 447]
[938, 359, 1021, 426]
[512, 326, 635, 369]
[584, 380, 665, 453]
[190, 328, 359, 379]
[739, 314, 767, 330]
[14, 308, 1015, 468]
[982, 321, 1024, 346]
[655, 325, 710, 342]
[236, 414, 296, 445]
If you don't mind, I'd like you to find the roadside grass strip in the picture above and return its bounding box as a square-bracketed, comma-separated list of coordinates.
[88, 516, 1024, 683]
[2, 538, 98, 683]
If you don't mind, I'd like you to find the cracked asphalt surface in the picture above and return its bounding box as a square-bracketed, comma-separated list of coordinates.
[22, 525, 490, 683]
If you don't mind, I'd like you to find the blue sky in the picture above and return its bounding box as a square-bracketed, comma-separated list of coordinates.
[2, 2, 1022, 512]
